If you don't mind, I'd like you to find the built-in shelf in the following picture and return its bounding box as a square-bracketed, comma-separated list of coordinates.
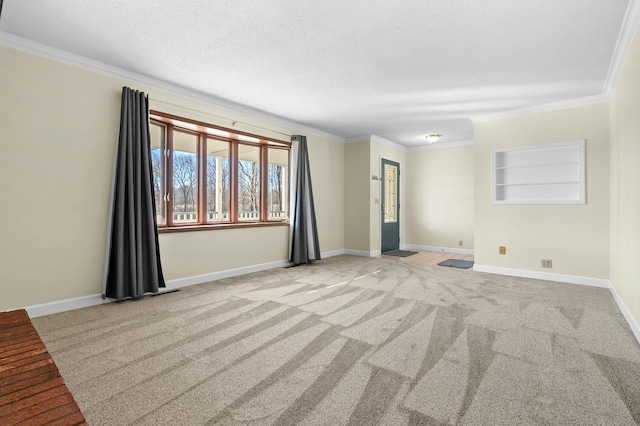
[492, 140, 585, 205]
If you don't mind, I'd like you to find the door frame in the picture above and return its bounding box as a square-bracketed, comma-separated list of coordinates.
[380, 155, 402, 252]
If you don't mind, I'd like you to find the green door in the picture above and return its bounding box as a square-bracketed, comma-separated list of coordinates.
[381, 159, 400, 253]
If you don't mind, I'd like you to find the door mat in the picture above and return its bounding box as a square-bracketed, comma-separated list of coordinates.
[438, 259, 474, 269]
[382, 250, 418, 257]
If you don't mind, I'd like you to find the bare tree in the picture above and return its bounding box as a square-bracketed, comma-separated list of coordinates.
[239, 160, 259, 213]
[268, 164, 283, 213]
[151, 148, 163, 208]
[221, 159, 230, 214]
[173, 152, 197, 212]
[206, 156, 217, 213]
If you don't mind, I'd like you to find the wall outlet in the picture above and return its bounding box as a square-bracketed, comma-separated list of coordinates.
[541, 259, 553, 268]
[499, 246, 506, 255]
[459, 240, 463, 247]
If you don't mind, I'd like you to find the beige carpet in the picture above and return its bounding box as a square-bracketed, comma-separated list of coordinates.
[32, 255, 640, 425]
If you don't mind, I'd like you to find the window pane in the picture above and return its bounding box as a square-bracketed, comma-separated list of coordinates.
[150, 122, 165, 225]
[384, 164, 397, 223]
[173, 131, 198, 224]
[268, 148, 288, 221]
[238, 144, 260, 222]
[206, 139, 230, 222]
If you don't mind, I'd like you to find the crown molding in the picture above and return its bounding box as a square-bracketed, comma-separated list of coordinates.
[370, 134, 407, 152]
[603, 0, 640, 96]
[471, 94, 608, 123]
[407, 139, 474, 152]
[0, 31, 345, 143]
[345, 134, 408, 151]
[345, 135, 371, 144]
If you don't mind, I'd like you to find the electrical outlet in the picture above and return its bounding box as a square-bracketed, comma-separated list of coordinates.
[459, 240, 463, 247]
[541, 259, 553, 268]
[499, 246, 506, 255]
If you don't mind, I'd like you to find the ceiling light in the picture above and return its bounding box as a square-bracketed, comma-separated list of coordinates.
[425, 134, 441, 143]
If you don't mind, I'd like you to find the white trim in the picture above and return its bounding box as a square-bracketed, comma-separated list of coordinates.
[603, 0, 640, 95]
[344, 249, 378, 257]
[407, 140, 475, 152]
[403, 244, 474, 256]
[471, 96, 608, 123]
[345, 135, 372, 144]
[0, 31, 344, 143]
[166, 259, 291, 289]
[370, 134, 407, 152]
[608, 280, 640, 344]
[26, 251, 348, 317]
[472, 264, 610, 288]
[26, 294, 109, 318]
[321, 249, 347, 258]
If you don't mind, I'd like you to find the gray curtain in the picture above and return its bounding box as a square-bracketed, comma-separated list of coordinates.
[289, 135, 321, 264]
[103, 87, 165, 300]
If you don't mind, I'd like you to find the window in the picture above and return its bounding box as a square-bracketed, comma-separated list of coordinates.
[149, 111, 290, 231]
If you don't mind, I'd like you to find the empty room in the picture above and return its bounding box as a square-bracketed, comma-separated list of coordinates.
[1, 1, 640, 425]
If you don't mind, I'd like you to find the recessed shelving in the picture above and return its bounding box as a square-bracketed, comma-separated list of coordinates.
[492, 140, 585, 205]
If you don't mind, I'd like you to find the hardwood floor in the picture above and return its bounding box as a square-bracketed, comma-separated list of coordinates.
[379, 249, 474, 266]
[0, 309, 87, 426]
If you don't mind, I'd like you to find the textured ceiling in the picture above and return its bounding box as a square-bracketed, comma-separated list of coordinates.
[0, 0, 632, 147]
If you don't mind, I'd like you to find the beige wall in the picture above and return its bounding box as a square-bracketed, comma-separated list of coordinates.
[474, 103, 610, 278]
[610, 25, 640, 324]
[405, 145, 474, 249]
[0, 45, 345, 311]
[369, 140, 406, 253]
[344, 141, 370, 252]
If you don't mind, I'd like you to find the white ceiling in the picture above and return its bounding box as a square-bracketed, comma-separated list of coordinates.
[0, 1, 635, 148]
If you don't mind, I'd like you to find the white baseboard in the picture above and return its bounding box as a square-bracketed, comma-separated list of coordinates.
[402, 244, 474, 256]
[321, 249, 346, 258]
[166, 259, 291, 289]
[27, 293, 109, 318]
[608, 281, 640, 345]
[344, 249, 380, 257]
[474, 265, 640, 345]
[472, 264, 610, 288]
[26, 250, 345, 317]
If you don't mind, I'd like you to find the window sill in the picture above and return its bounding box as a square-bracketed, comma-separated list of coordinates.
[158, 221, 289, 234]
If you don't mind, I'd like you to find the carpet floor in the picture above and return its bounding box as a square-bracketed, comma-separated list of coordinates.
[32, 255, 640, 425]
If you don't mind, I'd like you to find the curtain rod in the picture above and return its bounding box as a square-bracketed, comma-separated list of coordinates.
[151, 99, 293, 138]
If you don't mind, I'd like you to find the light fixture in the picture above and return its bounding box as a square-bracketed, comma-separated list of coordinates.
[425, 133, 441, 143]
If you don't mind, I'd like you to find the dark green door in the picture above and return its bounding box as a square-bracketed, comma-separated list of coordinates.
[381, 159, 400, 253]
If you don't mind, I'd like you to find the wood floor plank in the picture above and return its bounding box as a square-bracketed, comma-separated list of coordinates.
[0, 357, 54, 380]
[0, 353, 52, 373]
[0, 342, 47, 365]
[0, 309, 86, 425]
[0, 384, 70, 416]
[0, 364, 59, 388]
[0, 334, 42, 356]
[3, 393, 76, 424]
[0, 325, 37, 341]
[0, 377, 65, 407]
[0, 310, 29, 327]
[32, 409, 87, 426]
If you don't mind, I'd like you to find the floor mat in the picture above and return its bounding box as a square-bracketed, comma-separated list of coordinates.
[382, 250, 418, 257]
[438, 259, 474, 269]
